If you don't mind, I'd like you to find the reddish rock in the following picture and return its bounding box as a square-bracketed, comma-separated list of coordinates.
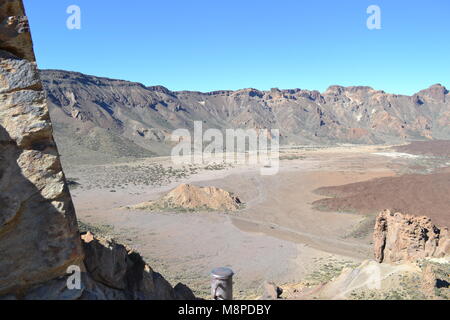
[373, 210, 450, 263]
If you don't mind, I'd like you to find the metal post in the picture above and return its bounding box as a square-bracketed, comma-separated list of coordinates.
[211, 267, 234, 300]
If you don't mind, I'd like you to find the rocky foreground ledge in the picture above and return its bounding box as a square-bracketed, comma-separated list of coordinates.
[17, 232, 196, 300]
[0, 0, 194, 300]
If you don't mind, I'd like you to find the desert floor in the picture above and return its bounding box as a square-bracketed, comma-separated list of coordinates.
[64, 144, 448, 298]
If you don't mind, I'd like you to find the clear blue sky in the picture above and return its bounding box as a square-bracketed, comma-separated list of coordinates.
[24, 0, 450, 95]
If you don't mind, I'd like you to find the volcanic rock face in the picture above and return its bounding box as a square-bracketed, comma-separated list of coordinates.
[373, 210, 450, 263]
[129, 183, 242, 212]
[0, 0, 194, 300]
[0, 0, 83, 297]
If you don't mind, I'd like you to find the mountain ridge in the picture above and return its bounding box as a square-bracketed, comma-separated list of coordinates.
[39, 69, 450, 163]
[40, 68, 447, 96]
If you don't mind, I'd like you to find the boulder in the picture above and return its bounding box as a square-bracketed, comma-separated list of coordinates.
[0, 0, 195, 300]
[262, 281, 283, 300]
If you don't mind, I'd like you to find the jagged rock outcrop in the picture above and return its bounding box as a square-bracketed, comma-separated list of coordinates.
[128, 183, 242, 212]
[0, 0, 195, 300]
[79, 232, 195, 300]
[373, 210, 450, 263]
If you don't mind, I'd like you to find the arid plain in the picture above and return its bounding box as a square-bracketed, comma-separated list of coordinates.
[63, 143, 449, 298]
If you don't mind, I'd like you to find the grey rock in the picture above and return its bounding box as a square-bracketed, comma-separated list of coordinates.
[0, 0, 195, 300]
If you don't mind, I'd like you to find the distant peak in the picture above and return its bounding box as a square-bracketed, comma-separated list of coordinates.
[147, 85, 173, 95]
[429, 83, 448, 93]
[234, 88, 264, 98]
[416, 83, 448, 100]
[324, 85, 345, 95]
[346, 86, 375, 92]
[326, 85, 344, 90]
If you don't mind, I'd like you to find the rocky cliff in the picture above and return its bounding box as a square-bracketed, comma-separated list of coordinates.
[0, 0, 194, 300]
[373, 210, 450, 263]
[0, 0, 84, 298]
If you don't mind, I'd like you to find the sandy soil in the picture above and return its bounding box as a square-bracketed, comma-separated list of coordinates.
[66, 144, 448, 299]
